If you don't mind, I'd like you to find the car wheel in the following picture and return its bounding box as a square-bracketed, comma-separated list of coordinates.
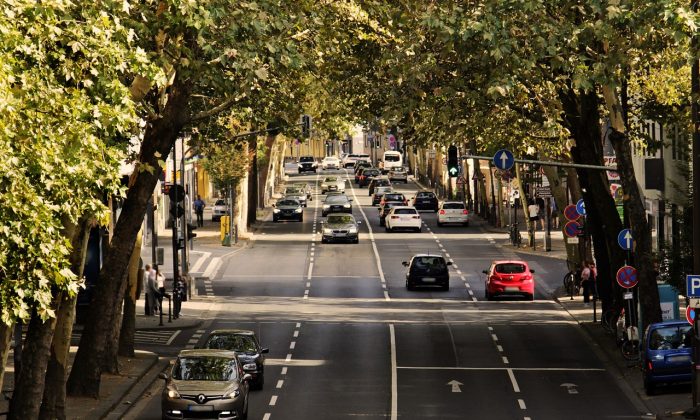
[437, 221, 443, 227]
[644, 377, 655, 396]
[485, 289, 491, 301]
[406, 281, 414, 291]
[379, 220, 385, 227]
[273, 217, 279, 223]
[321, 237, 327, 244]
[353, 238, 359, 244]
[299, 216, 304, 222]
[242, 395, 249, 419]
[463, 222, 469, 227]
[416, 227, 422, 233]
[525, 293, 534, 301]
[254, 374, 264, 390]
[385, 225, 391, 233]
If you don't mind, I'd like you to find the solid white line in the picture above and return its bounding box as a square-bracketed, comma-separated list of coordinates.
[390, 324, 398, 420]
[518, 399, 526, 410]
[507, 368, 521, 393]
[290, 341, 296, 349]
[276, 380, 284, 389]
[165, 330, 182, 346]
[396, 366, 605, 372]
[202, 257, 222, 279]
[269, 395, 278, 406]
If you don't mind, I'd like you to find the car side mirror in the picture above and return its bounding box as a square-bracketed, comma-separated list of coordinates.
[446, 261, 453, 266]
[242, 373, 253, 382]
[357, 220, 362, 224]
[261, 348, 270, 354]
[158, 372, 169, 380]
[402, 261, 409, 267]
[482, 270, 488, 274]
[530, 269, 535, 273]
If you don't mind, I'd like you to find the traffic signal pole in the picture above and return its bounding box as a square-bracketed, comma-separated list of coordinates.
[171, 146, 180, 285]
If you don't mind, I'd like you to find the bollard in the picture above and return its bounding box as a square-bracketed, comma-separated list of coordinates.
[593, 297, 597, 323]
[159, 302, 163, 326]
[168, 296, 172, 323]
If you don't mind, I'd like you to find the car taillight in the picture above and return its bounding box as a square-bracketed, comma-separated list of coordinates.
[647, 360, 653, 371]
[412, 215, 420, 219]
[463, 210, 469, 215]
[439, 210, 446, 215]
[522, 275, 532, 282]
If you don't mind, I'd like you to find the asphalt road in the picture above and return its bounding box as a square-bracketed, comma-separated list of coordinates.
[127, 167, 648, 420]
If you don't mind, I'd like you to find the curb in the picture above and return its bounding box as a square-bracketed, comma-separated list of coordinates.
[98, 351, 159, 420]
[104, 356, 171, 420]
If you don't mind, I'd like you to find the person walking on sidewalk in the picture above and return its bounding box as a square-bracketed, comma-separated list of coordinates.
[144, 264, 158, 315]
[527, 199, 539, 230]
[581, 261, 596, 306]
[550, 199, 559, 229]
[155, 266, 167, 314]
[194, 195, 206, 227]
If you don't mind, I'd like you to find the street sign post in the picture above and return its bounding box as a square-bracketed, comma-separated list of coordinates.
[687, 306, 696, 325]
[493, 149, 515, 171]
[564, 221, 582, 238]
[686, 275, 700, 298]
[616, 265, 638, 289]
[576, 198, 586, 216]
[564, 204, 580, 221]
[617, 229, 633, 251]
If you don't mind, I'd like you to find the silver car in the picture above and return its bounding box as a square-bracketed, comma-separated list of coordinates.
[321, 176, 345, 194]
[388, 167, 408, 183]
[321, 213, 360, 244]
[283, 187, 307, 207]
[292, 182, 313, 200]
[160, 349, 251, 420]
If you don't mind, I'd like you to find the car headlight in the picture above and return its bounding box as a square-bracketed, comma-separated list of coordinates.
[343, 204, 351, 208]
[243, 363, 257, 371]
[225, 389, 241, 399]
[294, 208, 302, 213]
[323, 228, 333, 234]
[323, 204, 330, 209]
[312, 163, 318, 167]
[348, 226, 357, 233]
[168, 389, 181, 399]
[273, 208, 280, 213]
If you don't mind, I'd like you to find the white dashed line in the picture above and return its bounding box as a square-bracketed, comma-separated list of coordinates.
[269, 395, 278, 406]
[281, 367, 288, 375]
[296, 323, 301, 328]
[502, 356, 510, 364]
[290, 341, 296, 349]
[276, 380, 284, 389]
[293, 330, 299, 338]
[263, 414, 271, 420]
[285, 353, 292, 362]
[507, 368, 521, 392]
[491, 334, 498, 341]
[518, 399, 526, 410]
[497, 345, 504, 352]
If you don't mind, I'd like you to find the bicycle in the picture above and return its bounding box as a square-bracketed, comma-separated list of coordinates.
[508, 224, 522, 247]
[563, 270, 580, 298]
[601, 307, 620, 335]
[616, 308, 640, 361]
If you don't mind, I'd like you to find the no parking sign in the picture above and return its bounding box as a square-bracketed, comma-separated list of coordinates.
[616, 265, 638, 289]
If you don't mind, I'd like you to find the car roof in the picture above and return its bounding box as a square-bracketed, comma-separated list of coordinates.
[390, 206, 416, 210]
[209, 329, 255, 336]
[412, 254, 446, 259]
[491, 260, 529, 266]
[649, 320, 692, 328]
[177, 349, 238, 358]
[442, 201, 464, 204]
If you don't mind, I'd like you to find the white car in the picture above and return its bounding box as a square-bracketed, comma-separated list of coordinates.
[385, 206, 422, 232]
[342, 153, 370, 168]
[321, 156, 341, 170]
[320, 176, 345, 194]
[211, 199, 228, 221]
[437, 201, 469, 227]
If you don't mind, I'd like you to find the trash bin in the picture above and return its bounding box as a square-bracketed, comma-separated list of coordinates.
[657, 283, 680, 321]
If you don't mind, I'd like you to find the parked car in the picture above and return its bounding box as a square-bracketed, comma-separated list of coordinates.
[160, 349, 251, 420]
[321, 176, 345, 194]
[273, 198, 303, 222]
[358, 168, 381, 187]
[372, 185, 393, 206]
[378, 201, 405, 227]
[437, 201, 469, 227]
[283, 187, 307, 207]
[642, 320, 693, 395]
[403, 254, 452, 291]
[321, 156, 341, 170]
[385, 206, 422, 232]
[411, 191, 439, 212]
[292, 182, 313, 200]
[343, 153, 370, 168]
[321, 213, 360, 244]
[388, 167, 408, 183]
[322, 194, 353, 217]
[203, 329, 269, 390]
[212, 199, 229, 222]
[380, 192, 408, 207]
[297, 156, 317, 173]
[483, 260, 535, 301]
[368, 176, 391, 195]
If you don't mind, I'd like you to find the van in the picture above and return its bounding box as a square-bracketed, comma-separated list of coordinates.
[382, 151, 402, 173]
[342, 153, 370, 168]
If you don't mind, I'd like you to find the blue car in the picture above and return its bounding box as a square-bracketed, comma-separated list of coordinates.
[642, 320, 693, 395]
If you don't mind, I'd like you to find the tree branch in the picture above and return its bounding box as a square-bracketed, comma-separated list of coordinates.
[188, 97, 237, 124]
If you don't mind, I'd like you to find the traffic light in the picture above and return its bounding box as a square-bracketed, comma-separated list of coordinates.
[186, 223, 197, 239]
[447, 145, 459, 177]
[301, 114, 311, 138]
[169, 202, 184, 218]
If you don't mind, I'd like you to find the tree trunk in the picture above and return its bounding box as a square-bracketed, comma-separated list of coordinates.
[247, 136, 258, 226]
[40, 218, 91, 420]
[602, 85, 662, 327]
[0, 321, 13, 394]
[119, 230, 144, 358]
[515, 163, 531, 243]
[9, 304, 59, 420]
[67, 75, 193, 398]
[542, 164, 580, 269]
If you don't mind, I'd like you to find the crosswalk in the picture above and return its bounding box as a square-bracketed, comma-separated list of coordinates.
[70, 329, 180, 346]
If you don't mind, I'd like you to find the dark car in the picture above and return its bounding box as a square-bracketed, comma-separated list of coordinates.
[297, 156, 317, 173]
[412, 191, 439, 212]
[203, 329, 269, 390]
[372, 185, 393, 206]
[380, 192, 408, 207]
[368, 177, 391, 196]
[355, 165, 374, 184]
[273, 198, 303, 222]
[378, 201, 404, 226]
[321, 213, 360, 244]
[353, 160, 372, 174]
[322, 194, 352, 217]
[358, 168, 381, 187]
[642, 320, 693, 395]
[403, 254, 452, 291]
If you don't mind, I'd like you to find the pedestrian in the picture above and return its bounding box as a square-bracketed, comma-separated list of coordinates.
[155, 266, 167, 314]
[550, 199, 559, 229]
[589, 261, 598, 300]
[144, 264, 158, 315]
[536, 196, 545, 230]
[527, 199, 539, 231]
[581, 261, 592, 306]
[173, 276, 186, 319]
[193, 195, 206, 227]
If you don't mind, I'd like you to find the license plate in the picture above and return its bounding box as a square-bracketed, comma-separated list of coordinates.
[420, 200, 430, 203]
[668, 355, 691, 363]
[422, 277, 436, 283]
[505, 286, 520, 292]
[188, 405, 214, 412]
[333, 233, 346, 237]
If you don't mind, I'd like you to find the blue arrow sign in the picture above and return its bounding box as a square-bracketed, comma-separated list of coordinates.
[576, 199, 586, 216]
[493, 149, 514, 171]
[617, 229, 633, 251]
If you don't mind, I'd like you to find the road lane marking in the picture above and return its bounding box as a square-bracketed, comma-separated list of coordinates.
[507, 368, 521, 392]
[290, 341, 296, 349]
[285, 353, 292, 362]
[518, 399, 526, 409]
[189, 251, 211, 273]
[307, 263, 313, 280]
[276, 380, 284, 389]
[293, 331, 299, 337]
[263, 414, 271, 420]
[502, 356, 509, 364]
[165, 330, 181, 346]
[488, 327, 493, 331]
[296, 322, 301, 328]
[281, 367, 287, 375]
[491, 334, 498, 341]
[497, 345, 504, 352]
[269, 395, 278, 406]
[390, 324, 398, 420]
[396, 366, 605, 371]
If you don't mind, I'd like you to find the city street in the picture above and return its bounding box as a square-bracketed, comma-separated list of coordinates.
[127, 168, 648, 420]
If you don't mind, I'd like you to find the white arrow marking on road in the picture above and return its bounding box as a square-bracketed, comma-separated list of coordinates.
[447, 380, 463, 393]
[499, 152, 508, 168]
[560, 383, 578, 394]
[624, 231, 632, 249]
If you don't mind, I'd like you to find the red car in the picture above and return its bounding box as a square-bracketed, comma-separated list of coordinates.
[483, 260, 535, 301]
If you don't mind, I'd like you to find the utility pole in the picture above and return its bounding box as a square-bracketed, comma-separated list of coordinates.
[691, 0, 700, 415]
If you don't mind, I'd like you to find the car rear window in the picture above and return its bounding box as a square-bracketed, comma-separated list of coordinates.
[385, 194, 404, 201]
[495, 263, 526, 274]
[443, 203, 465, 209]
[385, 154, 401, 162]
[413, 257, 447, 270]
[364, 170, 379, 176]
[394, 208, 417, 215]
[649, 325, 693, 350]
[417, 192, 435, 198]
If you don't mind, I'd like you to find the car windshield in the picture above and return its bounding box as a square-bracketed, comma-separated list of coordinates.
[384, 194, 404, 201]
[325, 196, 347, 204]
[327, 215, 354, 224]
[365, 170, 379, 176]
[649, 325, 693, 350]
[214, 200, 226, 206]
[413, 257, 447, 270]
[278, 200, 299, 206]
[172, 356, 238, 381]
[285, 189, 301, 194]
[205, 334, 258, 353]
[495, 263, 526, 274]
[323, 177, 337, 182]
[299, 157, 314, 162]
[385, 154, 401, 162]
[394, 208, 417, 215]
[443, 202, 465, 209]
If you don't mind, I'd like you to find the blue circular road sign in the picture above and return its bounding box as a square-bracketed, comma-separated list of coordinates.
[576, 199, 586, 216]
[617, 229, 633, 251]
[493, 149, 515, 171]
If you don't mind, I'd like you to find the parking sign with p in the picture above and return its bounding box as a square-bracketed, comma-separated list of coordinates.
[686, 275, 700, 297]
